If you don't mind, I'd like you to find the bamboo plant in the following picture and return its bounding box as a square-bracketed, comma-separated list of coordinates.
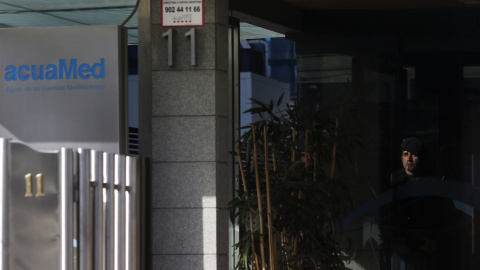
[229, 94, 360, 270]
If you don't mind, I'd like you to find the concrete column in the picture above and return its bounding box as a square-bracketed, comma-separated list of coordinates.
[139, 0, 230, 269]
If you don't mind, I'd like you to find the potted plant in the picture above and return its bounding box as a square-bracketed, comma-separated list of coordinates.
[229, 94, 361, 270]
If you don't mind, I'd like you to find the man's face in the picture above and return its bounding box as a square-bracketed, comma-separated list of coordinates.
[402, 151, 419, 175]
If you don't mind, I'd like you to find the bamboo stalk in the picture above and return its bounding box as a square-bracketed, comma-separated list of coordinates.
[328, 117, 340, 221]
[293, 235, 298, 268]
[313, 122, 318, 182]
[289, 128, 297, 270]
[264, 126, 275, 270]
[272, 152, 282, 270]
[272, 151, 277, 172]
[273, 149, 285, 269]
[252, 125, 267, 270]
[291, 128, 296, 163]
[293, 129, 308, 262]
[281, 229, 291, 270]
[272, 232, 278, 270]
[236, 147, 260, 270]
[304, 128, 309, 170]
[330, 117, 339, 179]
[297, 129, 309, 200]
[287, 128, 296, 269]
[271, 150, 279, 270]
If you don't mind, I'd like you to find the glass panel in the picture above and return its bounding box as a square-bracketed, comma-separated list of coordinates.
[295, 53, 479, 269]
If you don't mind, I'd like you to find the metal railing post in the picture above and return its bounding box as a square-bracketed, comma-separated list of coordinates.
[78, 148, 93, 270]
[126, 156, 140, 270]
[115, 154, 126, 270]
[91, 150, 104, 270]
[61, 148, 75, 270]
[0, 138, 9, 270]
[104, 152, 115, 270]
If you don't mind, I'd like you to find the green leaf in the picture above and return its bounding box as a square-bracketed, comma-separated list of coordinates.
[277, 93, 284, 107]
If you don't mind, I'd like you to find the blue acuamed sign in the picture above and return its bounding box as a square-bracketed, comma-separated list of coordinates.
[0, 25, 127, 154]
[4, 58, 105, 81]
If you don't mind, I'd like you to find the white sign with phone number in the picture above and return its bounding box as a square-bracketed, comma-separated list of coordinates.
[161, 0, 204, 27]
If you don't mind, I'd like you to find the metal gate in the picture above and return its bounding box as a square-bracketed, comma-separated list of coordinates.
[0, 138, 144, 270]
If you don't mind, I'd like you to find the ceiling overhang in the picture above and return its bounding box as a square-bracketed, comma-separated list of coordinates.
[278, 0, 480, 9]
[230, 0, 480, 63]
[0, 0, 138, 44]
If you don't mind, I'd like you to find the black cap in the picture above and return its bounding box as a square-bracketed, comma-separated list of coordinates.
[401, 137, 424, 156]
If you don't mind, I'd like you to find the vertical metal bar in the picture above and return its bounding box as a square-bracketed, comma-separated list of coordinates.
[139, 157, 149, 270]
[91, 150, 104, 270]
[61, 148, 74, 270]
[126, 156, 140, 270]
[78, 149, 92, 270]
[473, 154, 475, 254]
[103, 153, 115, 270]
[229, 17, 241, 184]
[115, 155, 126, 270]
[0, 138, 9, 270]
[228, 18, 241, 270]
[475, 210, 480, 270]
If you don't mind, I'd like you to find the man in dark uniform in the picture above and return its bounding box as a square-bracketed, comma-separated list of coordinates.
[381, 138, 457, 270]
[390, 137, 426, 186]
